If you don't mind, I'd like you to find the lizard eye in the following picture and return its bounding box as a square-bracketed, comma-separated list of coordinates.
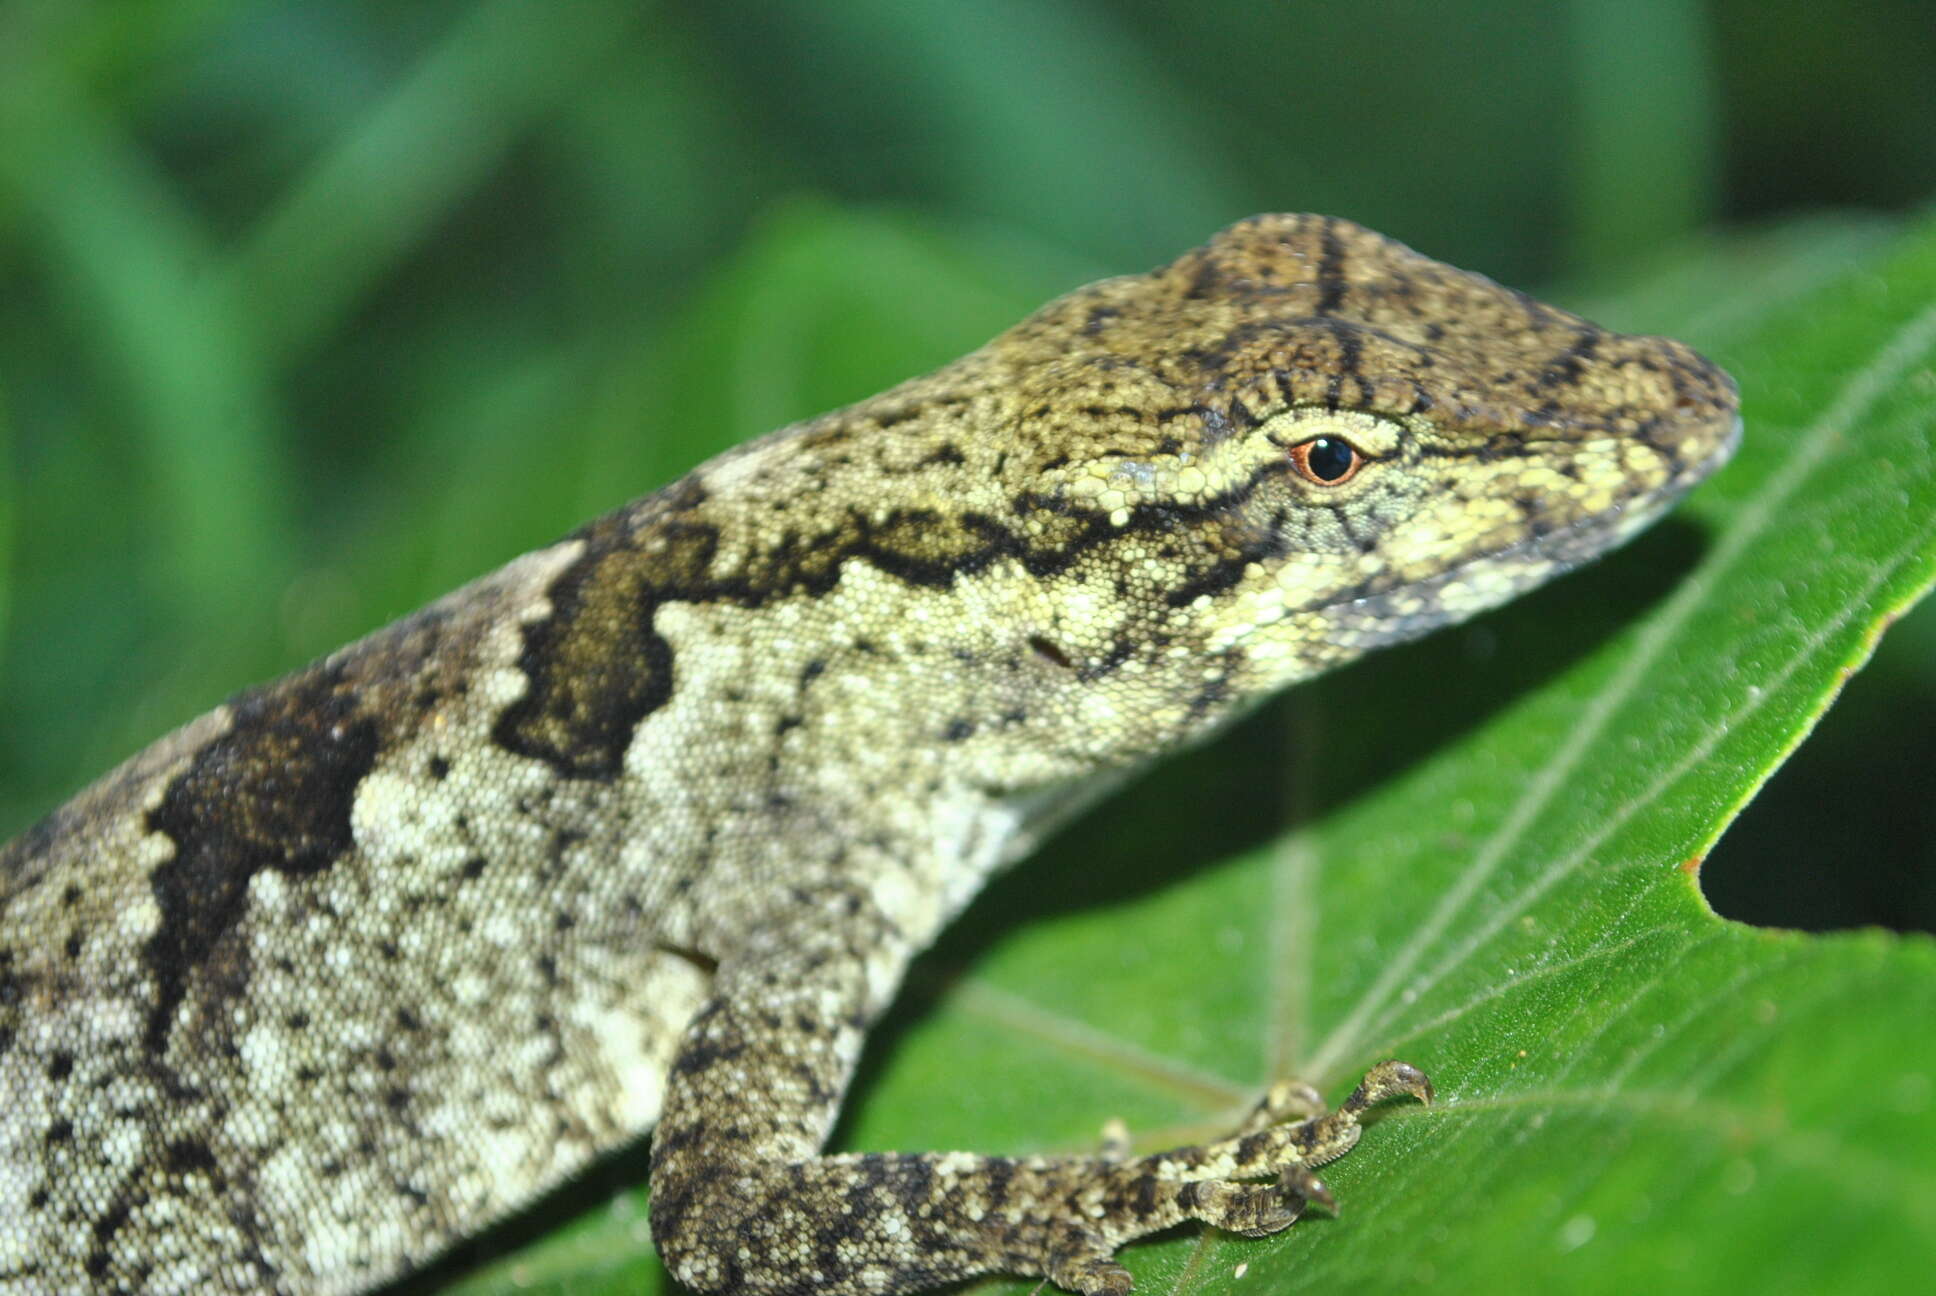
[1288, 436, 1363, 485]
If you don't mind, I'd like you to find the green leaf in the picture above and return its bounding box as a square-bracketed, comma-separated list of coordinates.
[438, 212, 1936, 1295]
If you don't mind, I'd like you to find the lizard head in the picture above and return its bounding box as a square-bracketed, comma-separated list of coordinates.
[991, 214, 1739, 750]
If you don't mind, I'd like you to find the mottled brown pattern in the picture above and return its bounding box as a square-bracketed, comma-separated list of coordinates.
[993, 215, 1733, 466]
[0, 216, 1736, 1295]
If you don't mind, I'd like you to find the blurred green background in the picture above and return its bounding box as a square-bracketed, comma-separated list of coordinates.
[0, 0, 1932, 948]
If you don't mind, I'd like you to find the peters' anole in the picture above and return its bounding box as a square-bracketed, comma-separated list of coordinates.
[0, 215, 1738, 1295]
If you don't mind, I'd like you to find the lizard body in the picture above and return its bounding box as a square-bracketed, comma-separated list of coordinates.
[0, 215, 1737, 1295]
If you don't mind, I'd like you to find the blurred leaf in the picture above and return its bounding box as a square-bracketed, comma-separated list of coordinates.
[683, 0, 1250, 268]
[1567, 0, 1719, 271]
[1107, 0, 1581, 283]
[217, 0, 644, 365]
[437, 214, 1936, 1294]
[1572, 210, 1899, 347]
[0, 386, 12, 659]
[0, 54, 291, 647]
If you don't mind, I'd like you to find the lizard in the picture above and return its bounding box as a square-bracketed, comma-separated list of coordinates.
[0, 213, 1739, 1296]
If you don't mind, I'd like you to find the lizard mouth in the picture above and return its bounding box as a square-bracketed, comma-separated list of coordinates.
[1531, 411, 1743, 567]
[1306, 413, 1742, 654]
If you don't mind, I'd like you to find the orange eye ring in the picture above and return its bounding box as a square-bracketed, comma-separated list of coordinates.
[1288, 436, 1363, 485]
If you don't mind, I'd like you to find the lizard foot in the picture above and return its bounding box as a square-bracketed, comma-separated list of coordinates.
[1131, 1059, 1431, 1183]
[1036, 1061, 1432, 1291]
[1037, 1166, 1331, 1294]
[652, 1061, 1430, 1296]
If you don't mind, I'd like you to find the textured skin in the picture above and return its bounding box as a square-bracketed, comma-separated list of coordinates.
[0, 215, 1738, 1295]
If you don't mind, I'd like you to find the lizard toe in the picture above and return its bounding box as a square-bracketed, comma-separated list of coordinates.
[1183, 1178, 1308, 1238]
[1047, 1244, 1134, 1295]
[1237, 1078, 1328, 1134]
[1279, 1163, 1336, 1215]
[1341, 1060, 1435, 1115]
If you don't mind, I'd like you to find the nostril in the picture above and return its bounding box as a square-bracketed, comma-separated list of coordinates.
[1028, 636, 1073, 670]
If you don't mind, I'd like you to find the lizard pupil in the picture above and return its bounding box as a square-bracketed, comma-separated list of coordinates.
[1295, 437, 1361, 484]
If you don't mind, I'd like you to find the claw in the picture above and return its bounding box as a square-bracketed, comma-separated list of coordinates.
[1340, 1059, 1434, 1115]
[1280, 1164, 1336, 1215]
